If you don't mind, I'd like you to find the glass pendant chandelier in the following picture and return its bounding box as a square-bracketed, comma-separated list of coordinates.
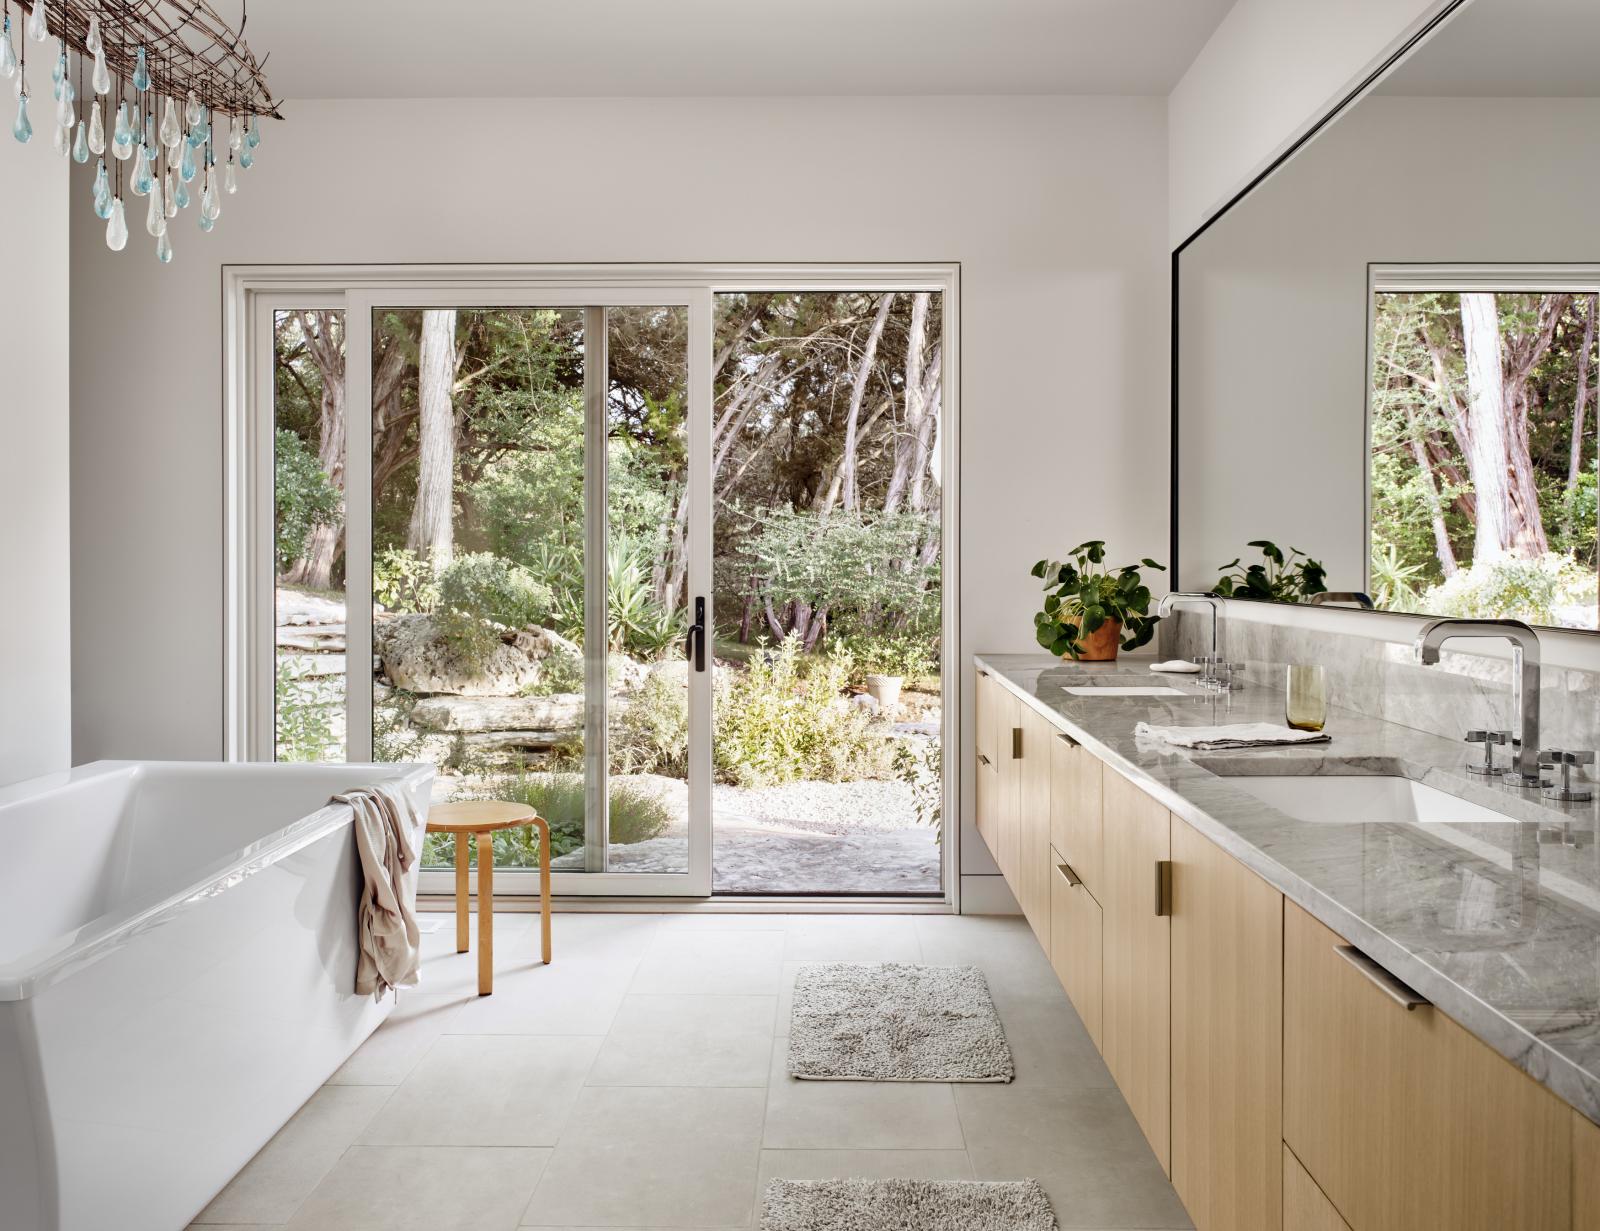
[7, 0, 279, 262]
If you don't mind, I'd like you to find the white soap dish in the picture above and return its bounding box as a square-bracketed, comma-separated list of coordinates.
[1150, 660, 1202, 674]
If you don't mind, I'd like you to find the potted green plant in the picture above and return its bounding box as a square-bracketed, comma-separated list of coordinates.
[1212, 541, 1328, 603]
[1031, 543, 1164, 661]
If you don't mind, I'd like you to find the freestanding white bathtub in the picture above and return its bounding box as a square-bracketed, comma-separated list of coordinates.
[0, 759, 434, 1231]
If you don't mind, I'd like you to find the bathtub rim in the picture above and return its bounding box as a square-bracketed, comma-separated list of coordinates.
[0, 760, 434, 1002]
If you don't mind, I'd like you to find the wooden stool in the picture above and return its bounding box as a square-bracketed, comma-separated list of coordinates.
[425, 800, 552, 996]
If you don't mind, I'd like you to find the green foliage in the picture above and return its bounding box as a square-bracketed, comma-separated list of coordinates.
[434, 553, 555, 667]
[273, 428, 341, 573]
[892, 737, 942, 842]
[522, 645, 584, 696]
[373, 547, 441, 614]
[1368, 542, 1427, 613]
[1212, 541, 1327, 604]
[712, 636, 887, 787]
[740, 506, 940, 636]
[834, 632, 939, 685]
[607, 536, 686, 657]
[275, 658, 341, 762]
[1419, 553, 1598, 627]
[610, 668, 690, 778]
[1030, 542, 1164, 659]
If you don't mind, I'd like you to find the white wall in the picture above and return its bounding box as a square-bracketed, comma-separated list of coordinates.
[68, 95, 1171, 896]
[1176, 95, 1600, 595]
[1168, 0, 1449, 246]
[1, 134, 70, 787]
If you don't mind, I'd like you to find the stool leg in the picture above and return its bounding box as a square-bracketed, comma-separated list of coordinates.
[535, 818, 552, 965]
[453, 833, 470, 954]
[476, 831, 494, 996]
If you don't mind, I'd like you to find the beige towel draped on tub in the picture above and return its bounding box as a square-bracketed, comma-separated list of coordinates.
[335, 783, 423, 999]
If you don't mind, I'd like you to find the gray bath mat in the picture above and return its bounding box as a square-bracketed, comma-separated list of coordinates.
[787, 962, 1014, 1082]
[762, 1178, 1056, 1230]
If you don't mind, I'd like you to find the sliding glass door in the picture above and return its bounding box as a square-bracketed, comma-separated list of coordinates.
[253, 268, 954, 902]
[342, 290, 712, 895]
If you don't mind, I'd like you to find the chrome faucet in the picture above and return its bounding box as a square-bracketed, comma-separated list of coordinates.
[1414, 618, 1545, 788]
[1158, 592, 1221, 684]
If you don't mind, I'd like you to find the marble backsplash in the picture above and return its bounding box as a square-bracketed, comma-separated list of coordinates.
[1161, 609, 1600, 761]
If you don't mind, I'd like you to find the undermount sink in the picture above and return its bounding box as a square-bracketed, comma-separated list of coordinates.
[1062, 686, 1188, 697]
[1219, 774, 1517, 825]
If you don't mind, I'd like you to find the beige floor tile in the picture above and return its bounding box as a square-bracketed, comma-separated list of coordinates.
[547, 912, 663, 959]
[761, 1047, 965, 1151]
[630, 929, 786, 995]
[756, 1148, 974, 1186]
[415, 914, 545, 999]
[193, 1084, 393, 1224]
[995, 995, 1116, 1090]
[523, 1086, 765, 1227]
[328, 991, 471, 1086]
[956, 1085, 1193, 1229]
[360, 1034, 602, 1146]
[448, 959, 639, 1035]
[286, 1144, 550, 1230]
[653, 912, 791, 932]
[588, 994, 776, 1087]
[780, 916, 923, 963]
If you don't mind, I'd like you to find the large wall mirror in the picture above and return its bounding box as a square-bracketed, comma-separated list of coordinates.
[1176, 0, 1600, 631]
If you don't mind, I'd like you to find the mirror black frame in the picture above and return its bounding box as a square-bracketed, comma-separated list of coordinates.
[1169, 0, 1472, 600]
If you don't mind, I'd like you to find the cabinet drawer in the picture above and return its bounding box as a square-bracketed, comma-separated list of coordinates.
[975, 669, 997, 768]
[1049, 727, 1102, 894]
[1016, 709, 1053, 946]
[1283, 902, 1571, 1231]
[1048, 845, 1102, 1048]
[1284, 1144, 1352, 1231]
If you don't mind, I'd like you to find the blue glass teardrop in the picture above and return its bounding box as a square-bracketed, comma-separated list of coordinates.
[239, 146, 252, 170]
[13, 93, 31, 143]
[132, 46, 149, 92]
[0, 18, 15, 81]
[174, 176, 189, 209]
[245, 114, 260, 148]
[199, 212, 214, 233]
[71, 118, 86, 162]
[112, 100, 130, 144]
[179, 141, 195, 181]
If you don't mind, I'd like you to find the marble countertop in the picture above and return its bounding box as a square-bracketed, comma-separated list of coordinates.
[976, 653, 1600, 1125]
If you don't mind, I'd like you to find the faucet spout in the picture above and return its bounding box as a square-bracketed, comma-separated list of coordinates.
[1414, 618, 1544, 786]
[1157, 592, 1220, 659]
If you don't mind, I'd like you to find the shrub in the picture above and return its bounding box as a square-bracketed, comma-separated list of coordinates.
[608, 536, 686, 658]
[373, 547, 440, 614]
[892, 736, 942, 841]
[610, 668, 690, 777]
[522, 644, 584, 696]
[712, 635, 887, 787]
[1420, 552, 1598, 627]
[835, 632, 939, 686]
[434, 553, 555, 667]
[274, 428, 341, 574]
[275, 657, 341, 762]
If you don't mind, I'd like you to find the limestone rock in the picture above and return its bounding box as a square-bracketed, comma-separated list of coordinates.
[373, 614, 580, 697]
[409, 693, 584, 733]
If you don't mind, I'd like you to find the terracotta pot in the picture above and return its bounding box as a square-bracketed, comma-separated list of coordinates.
[1066, 618, 1123, 662]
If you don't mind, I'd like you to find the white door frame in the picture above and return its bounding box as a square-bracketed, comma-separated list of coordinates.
[223, 263, 960, 906]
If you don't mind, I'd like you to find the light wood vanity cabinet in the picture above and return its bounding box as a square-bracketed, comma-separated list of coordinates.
[1049, 727, 1102, 894]
[1170, 818, 1284, 1230]
[1048, 842, 1103, 1048]
[1016, 708, 1054, 946]
[973, 664, 1592, 1231]
[1100, 763, 1173, 1173]
[974, 670, 999, 857]
[1283, 901, 1572, 1231]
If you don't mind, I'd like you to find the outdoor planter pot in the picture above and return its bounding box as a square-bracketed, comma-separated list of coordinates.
[865, 673, 903, 710]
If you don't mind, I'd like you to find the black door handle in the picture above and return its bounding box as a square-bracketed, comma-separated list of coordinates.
[685, 596, 706, 672]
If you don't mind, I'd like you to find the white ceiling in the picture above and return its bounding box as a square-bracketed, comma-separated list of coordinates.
[243, 0, 1234, 101]
[1378, 0, 1600, 97]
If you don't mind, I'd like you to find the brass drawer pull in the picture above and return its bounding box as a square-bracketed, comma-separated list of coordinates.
[1154, 860, 1173, 917]
[1334, 945, 1431, 1011]
[1012, 727, 1024, 759]
[1056, 731, 1079, 748]
[1057, 862, 1082, 888]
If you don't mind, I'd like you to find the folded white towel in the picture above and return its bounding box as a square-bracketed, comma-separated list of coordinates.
[1134, 721, 1330, 750]
[1149, 660, 1202, 674]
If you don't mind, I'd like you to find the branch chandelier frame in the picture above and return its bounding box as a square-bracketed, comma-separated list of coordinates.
[3, 0, 279, 261]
